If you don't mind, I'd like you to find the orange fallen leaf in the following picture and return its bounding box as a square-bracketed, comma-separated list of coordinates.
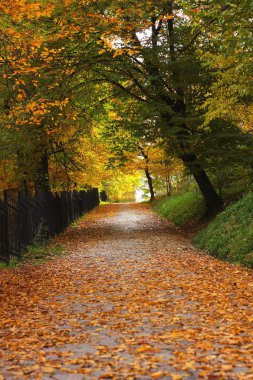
[42, 367, 55, 374]
[151, 372, 164, 378]
[137, 344, 152, 353]
[99, 373, 114, 379]
[171, 374, 184, 380]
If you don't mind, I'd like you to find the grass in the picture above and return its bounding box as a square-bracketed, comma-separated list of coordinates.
[153, 189, 253, 268]
[0, 242, 65, 270]
[22, 242, 65, 264]
[194, 192, 253, 267]
[0, 257, 19, 269]
[152, 190, 206, 227]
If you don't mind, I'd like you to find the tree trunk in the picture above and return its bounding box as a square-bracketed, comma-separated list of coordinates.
[139, 148, 155, 203]
[166, 175, 172, 196]
[145, 166, 155, 203]
[182, 153, 223, 213]
[34, 150, 50, 193]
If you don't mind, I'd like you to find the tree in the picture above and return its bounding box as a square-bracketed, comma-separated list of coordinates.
[0, 0, 110, 192]
[69, 0, 226, 212]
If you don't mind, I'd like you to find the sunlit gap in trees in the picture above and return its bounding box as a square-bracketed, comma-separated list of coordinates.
[135, 178, 149, 203]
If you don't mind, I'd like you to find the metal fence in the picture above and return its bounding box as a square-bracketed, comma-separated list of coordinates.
[0, 189, 99, 263]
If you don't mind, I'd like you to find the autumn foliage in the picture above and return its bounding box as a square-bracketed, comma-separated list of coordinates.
[0, 0, 252, 205]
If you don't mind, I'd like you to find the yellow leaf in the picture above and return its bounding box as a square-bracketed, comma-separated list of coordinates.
[113, 50, 124, 58]
[137, 344, 152, 353]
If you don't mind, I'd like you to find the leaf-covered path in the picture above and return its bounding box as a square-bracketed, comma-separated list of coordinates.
[1, 204, 253, 380]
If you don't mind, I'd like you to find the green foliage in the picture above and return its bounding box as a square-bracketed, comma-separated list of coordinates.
[153, 190, 206, 227]
[209, 165, 253, 201]
[194, 192, 253, 267]
[197, 1, 253, 130]
[196, 119, 253, 167]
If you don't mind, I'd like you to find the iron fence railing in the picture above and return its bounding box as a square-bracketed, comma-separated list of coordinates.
[0, 189, 99, 263]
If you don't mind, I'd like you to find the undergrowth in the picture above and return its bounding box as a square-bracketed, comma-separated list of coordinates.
[22, 242, 65, 265]
[0, 257, 19, 269]
[0, 243, 65, 270]
[21, 221, 65, 265]
[153, 190, 253, 268]
[152, 191, 206, 226]
[194, 192, 253, 268]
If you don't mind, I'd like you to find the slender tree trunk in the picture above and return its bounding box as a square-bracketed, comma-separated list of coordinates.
[34, 150, 50, 193]
[182, 153, 223, 213]
[21, 180, 29, 195]
[139, 147, 155, 202]
[166, 175, 172, 196]
[144, 166, 155, 203]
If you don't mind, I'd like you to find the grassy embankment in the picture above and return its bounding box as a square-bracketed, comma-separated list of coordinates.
[153, 191, 253, 268]
[152, 191, 206, 227]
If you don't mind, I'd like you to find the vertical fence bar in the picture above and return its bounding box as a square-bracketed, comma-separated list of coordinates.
[1, 191, 10, 262]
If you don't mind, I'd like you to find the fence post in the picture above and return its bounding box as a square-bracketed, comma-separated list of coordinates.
[3, 191, 10, 263]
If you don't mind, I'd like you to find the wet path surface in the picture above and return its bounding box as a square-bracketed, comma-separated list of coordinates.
[1, 203, 253, 379]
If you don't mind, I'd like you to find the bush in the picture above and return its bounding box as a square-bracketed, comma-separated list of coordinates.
[194, 192, 253, 267]
[152, 191, 206, 226]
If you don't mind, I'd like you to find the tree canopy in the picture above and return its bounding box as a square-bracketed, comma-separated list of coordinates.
[0, 0, 252, 208]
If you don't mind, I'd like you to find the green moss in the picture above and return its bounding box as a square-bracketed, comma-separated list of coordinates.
[152, 191, 206, 227]
[194, 192, 253, 267]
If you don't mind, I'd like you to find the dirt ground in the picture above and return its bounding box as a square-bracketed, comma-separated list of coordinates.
[0, 203, 253, 379]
